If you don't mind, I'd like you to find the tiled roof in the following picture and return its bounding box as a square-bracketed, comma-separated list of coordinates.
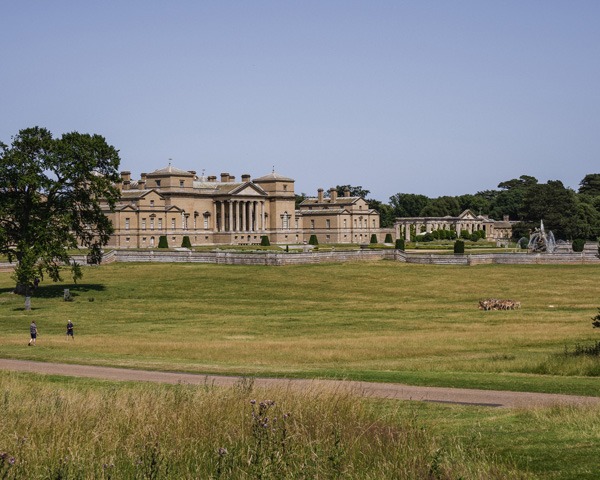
[147, 165, 195, 177]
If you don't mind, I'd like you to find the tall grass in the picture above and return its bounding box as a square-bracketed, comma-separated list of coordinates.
[0, 372, 526, 479]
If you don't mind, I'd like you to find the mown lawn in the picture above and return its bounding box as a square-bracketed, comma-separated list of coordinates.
[1, 261, 599, 395]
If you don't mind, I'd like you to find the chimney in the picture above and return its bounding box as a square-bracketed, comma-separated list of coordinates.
[344, 188, 351, 198]
[120, 171, 131, 190]
[220, 172, 230, 182]
[329, 188, 338, 202]
[138, 173, 146, 190]
[503, 215, 510, 222]
[188, 170, 196, 175]
[208, 175, 217, 182]
[242, 174, 251, 182]
[229, 175, 235, 182]
[317, 188, 324, 203]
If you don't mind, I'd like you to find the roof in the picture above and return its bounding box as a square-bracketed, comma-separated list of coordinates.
[253, 171, 294, 183]
[299, 196, 361, 206]
[146, 165, 195, 177]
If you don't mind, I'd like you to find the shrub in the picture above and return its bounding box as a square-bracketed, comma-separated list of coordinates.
[395, 238, 405, 251]
[181, 236, 192, 248]
[158, 236, 169, 248]
[454, 240, 465, 254]
[370, 234, 378, 244]
[592, 308, 600, 328]
[572, 238, 585, 252]
[518, 237, 529, 249]
[460, 230, 471, 240]
[308, 234, 318, 246]
[384, 233, 393, 243]
[260, 235, 270, 246]
[470, 233, 479, 242]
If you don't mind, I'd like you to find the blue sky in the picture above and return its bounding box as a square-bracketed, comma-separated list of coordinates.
[2, 1, 599, 200]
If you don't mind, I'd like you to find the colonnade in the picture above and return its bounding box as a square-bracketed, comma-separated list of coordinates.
[214, 199, 266, 232]
[395, 219, 488, 241]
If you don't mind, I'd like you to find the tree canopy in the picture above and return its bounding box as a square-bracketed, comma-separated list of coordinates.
[0, 127, 121, 296]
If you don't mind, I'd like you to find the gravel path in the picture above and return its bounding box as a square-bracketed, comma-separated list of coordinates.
[1, 358, 599, 409]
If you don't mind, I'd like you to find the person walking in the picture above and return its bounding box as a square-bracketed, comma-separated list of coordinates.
[66, 319, 74, 340]
[28, 321, 38, 346]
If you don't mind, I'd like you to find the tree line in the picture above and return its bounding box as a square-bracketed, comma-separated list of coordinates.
[298, 174, 600, 241]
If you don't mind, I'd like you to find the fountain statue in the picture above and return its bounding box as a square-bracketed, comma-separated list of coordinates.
[527, 220, 556, 253]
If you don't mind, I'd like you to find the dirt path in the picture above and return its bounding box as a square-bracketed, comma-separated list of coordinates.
[1, 358, 599, 409]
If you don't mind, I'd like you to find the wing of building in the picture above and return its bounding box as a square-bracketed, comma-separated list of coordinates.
[100, 165, 382, 248]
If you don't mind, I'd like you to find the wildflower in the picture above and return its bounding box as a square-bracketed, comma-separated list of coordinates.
[250, 399, 256, 405]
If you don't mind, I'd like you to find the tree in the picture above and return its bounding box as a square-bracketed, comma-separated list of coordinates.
[0, 127, 120, 305]
[578, 174, 600, 196]
[332, 185, 370, 198]
[520, 180, 579, 240]
[419, 196, 461, 217]
[389, 193, 431, 217]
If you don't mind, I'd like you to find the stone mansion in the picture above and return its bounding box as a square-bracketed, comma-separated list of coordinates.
[102, 164, 381, 248]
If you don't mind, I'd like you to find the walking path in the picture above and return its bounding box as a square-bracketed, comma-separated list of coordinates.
[1, 358, 599, 409]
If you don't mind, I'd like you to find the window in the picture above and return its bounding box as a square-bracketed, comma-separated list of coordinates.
[171, 218, 176, 229]
[372, 219, 376, 228]
[150, 200, 154, 207]
[204, 216, 209, 229]
[283, 184, 288, 191]
[125, 218, 130, 230]
[155, 180, 161, 187]
[150, 218, 154, 230]
[282, 212, 289, 229]
[343, 219, 347, 228]
[150, 237, 155, 247]
[295, 218, 299, 229]
[158, 218, 162, 229]
[141, 218, 146, 230]
[326, 219, 331, 229]
[180, 180, 184, 187]
[310, 220, 315, 230]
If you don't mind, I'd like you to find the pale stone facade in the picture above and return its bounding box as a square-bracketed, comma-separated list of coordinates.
[297, 188, 380, 244]
[394, 210, 512, 242]
[102, 165, 381, 248]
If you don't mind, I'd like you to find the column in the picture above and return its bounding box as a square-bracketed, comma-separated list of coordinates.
[405, 222, 411, 241]
[213, 202, 218, 231]
[228, 201, 233, 232]
[241, 201, 246, 231]
[260, 201, 265, 231]
[220, 202, 225, 233]
[234, 201, 239, 232]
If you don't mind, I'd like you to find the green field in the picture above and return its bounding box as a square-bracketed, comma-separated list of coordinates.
[1, 261, 600, 478]
[1, 262, 599, 394]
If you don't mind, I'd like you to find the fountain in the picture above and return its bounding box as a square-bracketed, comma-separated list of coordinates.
[527, 220, 556, 253]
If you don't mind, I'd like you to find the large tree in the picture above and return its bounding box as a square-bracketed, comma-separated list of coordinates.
[0, 127, 121, 305]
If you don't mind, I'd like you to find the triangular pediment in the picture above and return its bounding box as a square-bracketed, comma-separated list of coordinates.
[231, 183, 267, 197]
[458, 209, 477, 220]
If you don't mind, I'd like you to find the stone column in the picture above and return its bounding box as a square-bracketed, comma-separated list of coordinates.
[241, 201, 246, 231]
[220, 202, 225, 233]
[228, 201, 233, 232]
[260, 201, 265, 231]
[234, 201, 239, 232]
[405, 222, 411, 241]
[213, 202, 217, 231]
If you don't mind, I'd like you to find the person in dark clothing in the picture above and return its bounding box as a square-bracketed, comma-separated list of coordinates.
[66, 320, 74, 339]
[28, 321, 38, 346]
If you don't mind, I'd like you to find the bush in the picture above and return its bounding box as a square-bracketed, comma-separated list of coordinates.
[308, 234, 318, 246]
[470, 233, 480, 242]
[572, 238, 585, 252]
[395, 239, 405, 251]
[260, 235, 270, 246]
[181, 236, 192, 248]
[454, 240, 465, 254]
[460, 230, 471, 240]
[592, 308, 600, 328]
[158, 236, 169, 248]
[370, 234, 378, 244]
[384, 233, 393, 243]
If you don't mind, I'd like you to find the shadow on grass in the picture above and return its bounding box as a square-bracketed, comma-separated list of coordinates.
[0, 283, 107, 298]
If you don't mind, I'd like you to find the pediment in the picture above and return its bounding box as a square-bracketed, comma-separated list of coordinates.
[231, 183, 267, 197]
[458, 209, 477, 220]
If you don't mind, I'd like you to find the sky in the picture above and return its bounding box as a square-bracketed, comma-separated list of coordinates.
[1, 1, 599, 201]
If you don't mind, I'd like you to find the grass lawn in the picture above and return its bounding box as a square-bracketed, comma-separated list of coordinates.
[1, 261, 599, 395]
[1, 261, 600, 479]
